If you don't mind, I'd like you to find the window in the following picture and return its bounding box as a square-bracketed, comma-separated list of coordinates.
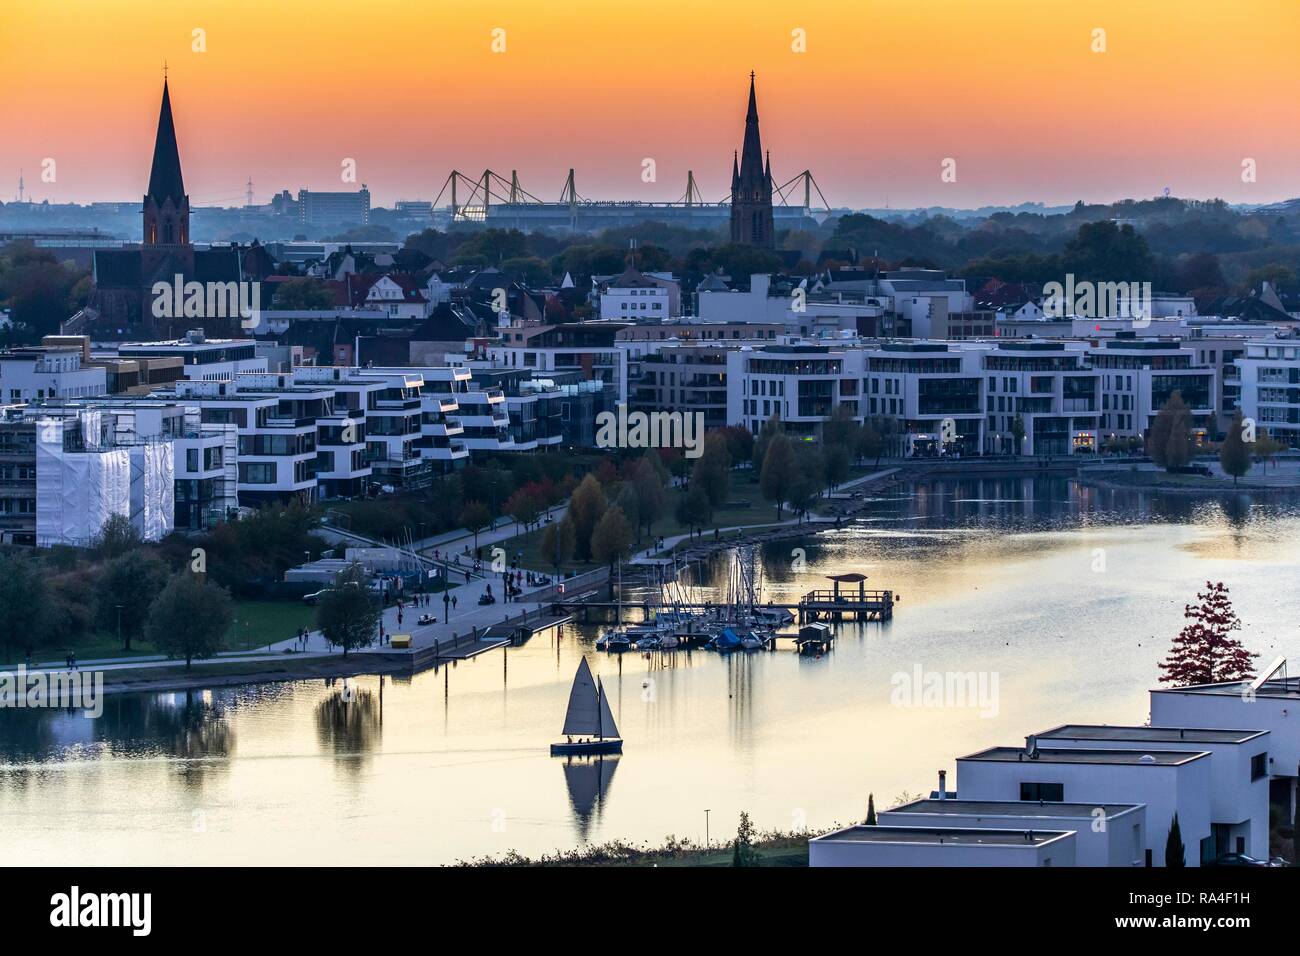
[1020, 782, 1064, 802]
[1251, 752, 1267, 781]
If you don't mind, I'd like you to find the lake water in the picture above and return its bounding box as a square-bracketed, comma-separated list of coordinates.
[4, 477, 1300, 865]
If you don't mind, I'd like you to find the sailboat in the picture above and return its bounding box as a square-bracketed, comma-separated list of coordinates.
[550, 657, 623, 756]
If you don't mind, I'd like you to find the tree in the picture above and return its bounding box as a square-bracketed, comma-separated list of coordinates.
[590, 505, 633, 568]
[568, 474, 608, 562]
[1165, 813, 1186, 868]
[316, 565, 381, 657]
[857, 420, 885, 467]
[691, 433, 731, 519]
[1254, 429, 1287, 470]
[759, 433, 796, 518]
[94, 550, 168, 651]
[629, 454, 668, 539]
[503, 487, 543, 534]
[1159, 581, 1257, 686]
[675, 483, 712, 530]
[145, 572, 233, 669]
[459, 501, 492, 553]
[540, 516, 576, 570]
[732, 811, 759, 867]
[1010, 415, 1026, 455]
[0, 553, 54, 659]
[1147, 392, 1192, 470]
[865, 794, 877, 826]
[752, 414, 784, 476]
[270, 277, 334, 310]
[1219, 410, 1251, 486]
[823, 443, 851, 489]
[94, 513, 140, 560]
[821, 405, 859, 456]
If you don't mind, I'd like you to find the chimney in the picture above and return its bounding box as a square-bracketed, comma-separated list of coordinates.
[937, 770, 947, 800]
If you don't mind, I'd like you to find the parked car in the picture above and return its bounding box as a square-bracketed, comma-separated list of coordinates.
[302, 588, 335, 606]
[1206, 852, 1279, 867]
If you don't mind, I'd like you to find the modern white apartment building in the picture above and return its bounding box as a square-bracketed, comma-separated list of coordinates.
[1034, 724, 1270, 860]
[727, 343, 868, 442]
[597, 268, 680, 321]
[863, 342, 985, 456]
[490, 322, 629, 400]
[0, 347, 108, 403]
[1235, 338, 1300, 447]
[118, 332, 267, 382]
[955, 744, 1213, 866]
[1149, 664, 1300, 816]
[809, 824, 1076, 867]
[982, 340, 1100, 455]
[1088, 335, 1216, 443]
[361, 366, 471, 477]
[877, 799, 1146, 867]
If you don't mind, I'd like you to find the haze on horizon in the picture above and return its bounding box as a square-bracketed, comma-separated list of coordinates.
[2, 0, 1297, 211]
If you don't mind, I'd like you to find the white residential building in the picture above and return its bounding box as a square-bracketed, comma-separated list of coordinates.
[955, 745, 1213, 866]
[0, 347, 108, 403]
[118, 332, 267, 382]
[1034, 724, 1270, 860]
[878, 799, 1146, 867]
[1088, 336, 1217, 443]
[809, 825, 1075, 867]
[1235, 338, 1300, 447]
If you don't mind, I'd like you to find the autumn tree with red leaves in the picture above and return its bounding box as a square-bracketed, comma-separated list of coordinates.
[1158, 581, 1257, 686]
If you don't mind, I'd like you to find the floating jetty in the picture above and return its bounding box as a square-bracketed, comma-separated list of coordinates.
[796, 573, 894, 623]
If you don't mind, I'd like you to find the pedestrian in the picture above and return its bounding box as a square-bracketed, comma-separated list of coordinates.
[451, 594, 458, 611]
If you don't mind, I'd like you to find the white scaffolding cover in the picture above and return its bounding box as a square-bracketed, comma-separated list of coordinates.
[129, 442, 174, 542]
[36, 421, 131, 548]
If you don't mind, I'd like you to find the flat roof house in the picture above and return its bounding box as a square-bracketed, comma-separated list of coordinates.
[1150, 664, 1300, 816]
[878, 799, 1145, 867]
[809, 825, 1075, 867]
[956, 745, 1212, 866]
[1034, 724, 1270, 860]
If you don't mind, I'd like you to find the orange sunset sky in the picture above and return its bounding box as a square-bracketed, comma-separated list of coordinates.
[2, 0, 1298, 209]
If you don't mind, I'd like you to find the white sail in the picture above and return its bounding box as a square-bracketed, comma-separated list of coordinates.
[561, 657, 601, 737]
[596, 677, 620, 740]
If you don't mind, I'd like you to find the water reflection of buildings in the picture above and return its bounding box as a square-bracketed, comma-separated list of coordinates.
[560, 754, 618, 840]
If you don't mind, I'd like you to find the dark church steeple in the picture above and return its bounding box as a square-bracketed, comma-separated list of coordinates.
[143, 78, 190, 246]
[729, 73, 774, 249]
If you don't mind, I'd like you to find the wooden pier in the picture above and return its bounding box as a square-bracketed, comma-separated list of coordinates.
[796, 573, 894, 623]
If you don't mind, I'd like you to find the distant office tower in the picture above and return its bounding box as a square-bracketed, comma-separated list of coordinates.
[297, 188, 372, 231]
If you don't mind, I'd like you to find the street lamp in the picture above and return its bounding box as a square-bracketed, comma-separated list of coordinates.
[115, 604, 123, 651]
[704, 809, 710, 852]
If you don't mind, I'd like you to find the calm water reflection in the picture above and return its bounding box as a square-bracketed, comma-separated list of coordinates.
[3, 477, 1299, 864]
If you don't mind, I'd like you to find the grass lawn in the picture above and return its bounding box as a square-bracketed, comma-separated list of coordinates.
[228, 599, 318, 651]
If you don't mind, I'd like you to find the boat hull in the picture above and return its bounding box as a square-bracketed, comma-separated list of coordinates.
[550, 739, 623, 756]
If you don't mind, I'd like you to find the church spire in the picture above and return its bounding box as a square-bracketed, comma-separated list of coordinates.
[143, 78, 190, 246]
[729, 73, 774, 249]
[147, 78, 186, 206]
